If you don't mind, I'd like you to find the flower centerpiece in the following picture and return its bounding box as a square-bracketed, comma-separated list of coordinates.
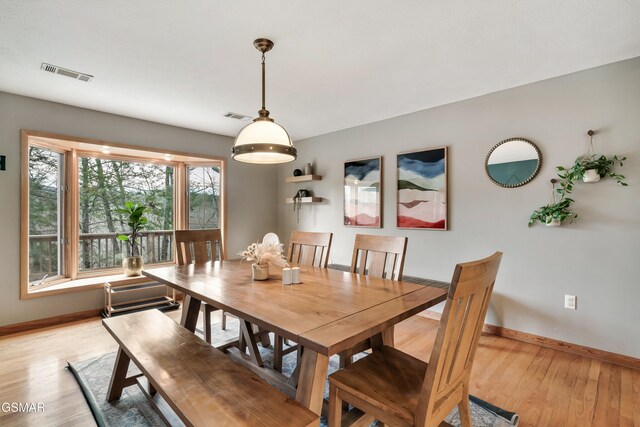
[238, 241, 288, 280]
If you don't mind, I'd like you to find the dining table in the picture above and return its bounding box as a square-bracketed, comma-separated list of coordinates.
[143, 260, 448, 417]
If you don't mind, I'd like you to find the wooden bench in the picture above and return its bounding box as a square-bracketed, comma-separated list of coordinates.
[102, 309, 319, 427]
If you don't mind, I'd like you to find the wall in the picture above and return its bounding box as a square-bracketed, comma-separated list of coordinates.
[277, 57, 640, 358]
[0, 92, 278, 326]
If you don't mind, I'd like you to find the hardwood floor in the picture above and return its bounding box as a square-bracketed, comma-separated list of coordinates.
[0, 310, 638, 426]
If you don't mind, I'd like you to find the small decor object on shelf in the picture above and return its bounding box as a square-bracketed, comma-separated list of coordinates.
[293, 168, 302, 177]
[238, 241, 288, 281]
[529, 179, 577, 227]
[304, 162, 313, 175]
[116, 202, 148, 276]
[556, 130, 627, 198]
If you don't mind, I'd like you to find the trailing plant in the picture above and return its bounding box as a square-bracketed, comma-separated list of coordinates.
[528, 198, 577, 226]
[556, 154, 627, 198]
[116, 202, 148, 257]
[292, 189, 309, 223]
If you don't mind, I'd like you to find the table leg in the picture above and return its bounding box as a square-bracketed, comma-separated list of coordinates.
[295, 347, 329, 416]
[107, 347, 131, 401]
[180, 294, 202, 333]
[370, 325, 395, 350]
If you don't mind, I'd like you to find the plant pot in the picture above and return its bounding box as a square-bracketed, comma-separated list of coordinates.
[582, 169, 601, 183]
[123, 256, 144, 276]
[545, 219, 561, 227]
[252, 263, 269, 281]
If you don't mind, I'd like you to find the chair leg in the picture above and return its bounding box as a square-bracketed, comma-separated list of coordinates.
[458, 393, 472, 427]
[328, 383, 342, 427]
[221, 311, 227, 330]
[274, 334, 283, 372]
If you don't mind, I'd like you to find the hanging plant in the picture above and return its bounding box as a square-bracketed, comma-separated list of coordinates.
[292, 189, 309, 223]
[556, 130, 627, 198]
[529, 198, 577, 227]
[529, 179, 577, 227]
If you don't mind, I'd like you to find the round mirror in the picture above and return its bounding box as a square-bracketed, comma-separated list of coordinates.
[485, 138, 542, 188]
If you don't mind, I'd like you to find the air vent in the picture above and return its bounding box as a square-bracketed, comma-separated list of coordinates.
[40, 63, 93, 82]
[224, 112, 252, 121]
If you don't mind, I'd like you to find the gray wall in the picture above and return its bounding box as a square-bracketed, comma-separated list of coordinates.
[277, 57, 640, 358]
[0, 92, 279, 326]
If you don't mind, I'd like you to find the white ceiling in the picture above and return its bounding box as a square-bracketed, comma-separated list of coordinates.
[1, 1, 639, 141]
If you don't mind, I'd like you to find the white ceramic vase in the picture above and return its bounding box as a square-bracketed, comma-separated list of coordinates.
[123, 256, 144, 276]
[545, 218, 561, 227]
[252, 262, 269, 281]
[582, 169, 601, 183]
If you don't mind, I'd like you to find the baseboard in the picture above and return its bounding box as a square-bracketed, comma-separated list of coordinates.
[0, 309, 102, 337]
[419, 310, 640, 371]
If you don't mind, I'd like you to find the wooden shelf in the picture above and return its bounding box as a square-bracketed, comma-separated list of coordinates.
[285, 197, 323, 204]
[285, 174, 322, 183]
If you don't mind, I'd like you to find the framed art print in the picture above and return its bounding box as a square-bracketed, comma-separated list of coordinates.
[344, 157, 382, 228]
[397, 147, 447, 230]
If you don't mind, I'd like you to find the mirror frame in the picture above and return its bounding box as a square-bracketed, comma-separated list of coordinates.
[485, 137, 542, 188]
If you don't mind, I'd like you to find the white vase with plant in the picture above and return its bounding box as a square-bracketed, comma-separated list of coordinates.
[238, 241, 288, 281]
[116, 202, 148, 277]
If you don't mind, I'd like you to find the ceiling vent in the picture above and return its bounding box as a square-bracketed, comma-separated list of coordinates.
[41, 63, 93, 82]
[224, 112, 251, 121]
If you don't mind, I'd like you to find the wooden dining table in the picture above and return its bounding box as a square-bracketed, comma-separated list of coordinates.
[143, 260, 447, 417]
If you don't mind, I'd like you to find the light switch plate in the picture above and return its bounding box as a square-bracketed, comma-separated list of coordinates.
[564, 294, 577, 310]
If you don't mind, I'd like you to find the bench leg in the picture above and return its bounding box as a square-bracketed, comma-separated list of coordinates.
[107, 347, 131, 401]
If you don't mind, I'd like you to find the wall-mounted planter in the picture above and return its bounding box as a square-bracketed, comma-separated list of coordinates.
[582, 169, 601, 183]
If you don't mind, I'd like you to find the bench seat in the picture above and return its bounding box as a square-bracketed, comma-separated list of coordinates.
[102, 309, 318, 427]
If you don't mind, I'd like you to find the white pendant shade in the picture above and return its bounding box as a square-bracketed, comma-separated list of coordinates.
[232, 120, 296, 164]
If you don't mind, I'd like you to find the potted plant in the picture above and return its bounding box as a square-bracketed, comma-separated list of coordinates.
[556, 154, 627, 197]
[293, 189, 309, 223]
[238, 241, 288, 280]
[116, 202, 148, 276]
[528, 198, 577, 227]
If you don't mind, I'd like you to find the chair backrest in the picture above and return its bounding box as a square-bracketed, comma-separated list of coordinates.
[414, 252, 503, 426]
[349, 234, 408, 280]
[174, 229, 225, 266]
[287, 231, 333, 268]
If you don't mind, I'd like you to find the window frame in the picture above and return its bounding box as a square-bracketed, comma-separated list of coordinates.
[20, 130, 226, 299]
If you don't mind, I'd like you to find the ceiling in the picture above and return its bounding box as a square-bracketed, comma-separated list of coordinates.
[1, 1, 639, 141]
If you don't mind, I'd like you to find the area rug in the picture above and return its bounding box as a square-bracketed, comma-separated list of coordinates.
[68, 318, 518, 427]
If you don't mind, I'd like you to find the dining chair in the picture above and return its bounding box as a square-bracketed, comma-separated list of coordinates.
[350, 234, 408, 280]
[340, 234, 409, 369]
[327, 252, 503, 427]
[175, 229, 224, 344]
[273, 231, 333, 372]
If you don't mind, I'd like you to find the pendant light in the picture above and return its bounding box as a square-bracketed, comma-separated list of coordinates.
[232, 38, 297, 164]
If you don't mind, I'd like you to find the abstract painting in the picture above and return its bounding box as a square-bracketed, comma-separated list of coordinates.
[344, 157, 382, 227]
[397, 147, 447, 230]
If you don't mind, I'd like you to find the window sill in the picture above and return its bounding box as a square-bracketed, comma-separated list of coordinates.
[22, 264, 174, 299]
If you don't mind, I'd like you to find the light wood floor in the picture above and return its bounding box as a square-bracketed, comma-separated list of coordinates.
[0, 310, 638, 426]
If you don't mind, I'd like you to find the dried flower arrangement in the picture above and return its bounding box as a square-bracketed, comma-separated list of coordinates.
[238, 242, 289, 267]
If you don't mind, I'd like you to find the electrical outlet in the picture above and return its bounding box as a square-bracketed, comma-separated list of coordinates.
[564, 294, 577, 310]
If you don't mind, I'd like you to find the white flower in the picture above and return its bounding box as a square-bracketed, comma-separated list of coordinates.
[238, 241, 288, 267]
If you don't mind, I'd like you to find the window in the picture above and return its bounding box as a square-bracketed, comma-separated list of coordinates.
[78, 157, 175, 272]
[21, 131, 225, 297]
[187, 166, 221, 230]
[28, 146, 65, 284]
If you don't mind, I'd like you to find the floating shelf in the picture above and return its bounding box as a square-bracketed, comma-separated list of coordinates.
[285, 197, 323, 204]
[285, 174, 322, 183]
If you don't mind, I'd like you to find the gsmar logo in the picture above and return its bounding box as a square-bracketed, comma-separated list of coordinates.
[1, 402, 45, 413]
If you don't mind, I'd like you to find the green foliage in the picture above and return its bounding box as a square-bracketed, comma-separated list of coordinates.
[528, 198, 577, 226]
[116, 202, 148, 257]
[556, 154, 627, 198]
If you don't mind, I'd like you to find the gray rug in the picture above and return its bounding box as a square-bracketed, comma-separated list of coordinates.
[68, 317, 518, 427]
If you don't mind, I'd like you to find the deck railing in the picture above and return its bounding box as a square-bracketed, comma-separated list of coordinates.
[29, 230, 174, 281]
